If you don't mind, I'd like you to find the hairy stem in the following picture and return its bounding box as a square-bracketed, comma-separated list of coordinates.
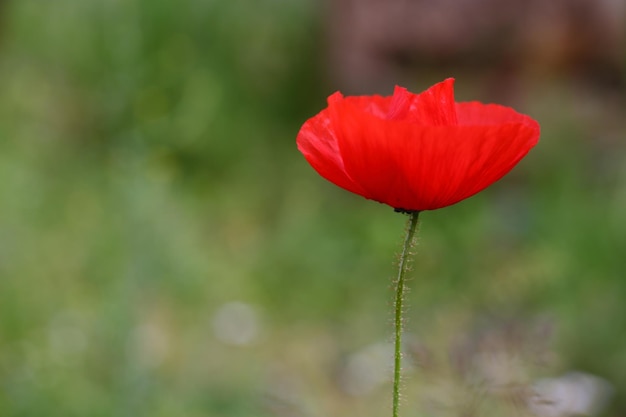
[392, 211, 420, 417]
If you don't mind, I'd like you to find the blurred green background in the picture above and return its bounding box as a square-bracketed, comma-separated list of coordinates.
[0, 0, 625, 416]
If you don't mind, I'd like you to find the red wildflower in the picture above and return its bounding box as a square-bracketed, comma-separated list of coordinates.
[296, 78, 540, 211]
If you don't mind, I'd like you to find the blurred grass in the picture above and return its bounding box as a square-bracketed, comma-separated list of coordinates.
[0, 0, 626, 416]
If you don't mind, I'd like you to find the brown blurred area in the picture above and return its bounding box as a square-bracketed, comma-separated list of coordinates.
[326, 0, 626, 101]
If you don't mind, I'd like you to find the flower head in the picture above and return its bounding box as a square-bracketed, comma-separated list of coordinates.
[296, 78, 540, 211]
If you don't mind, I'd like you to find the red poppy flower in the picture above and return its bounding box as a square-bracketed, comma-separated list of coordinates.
[296, 78, 540, 211]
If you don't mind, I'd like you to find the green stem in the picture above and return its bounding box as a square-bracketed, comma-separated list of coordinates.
[393, 211, 420, 417]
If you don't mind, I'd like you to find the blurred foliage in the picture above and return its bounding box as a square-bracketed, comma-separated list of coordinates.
[0, 0, 625, 416]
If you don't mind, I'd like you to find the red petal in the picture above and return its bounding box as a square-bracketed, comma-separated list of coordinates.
[296, 93, 366, 197]
[397, 122, 539, 209]
[386, 86, 413, 120]
[456, 101, 539, 127]
[330, 100, 422, 208]
[331, 100, 538, 210]
[342, 94, 390, 119]
[297, 81, 540, 211]
[403, 78, 458, 125]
